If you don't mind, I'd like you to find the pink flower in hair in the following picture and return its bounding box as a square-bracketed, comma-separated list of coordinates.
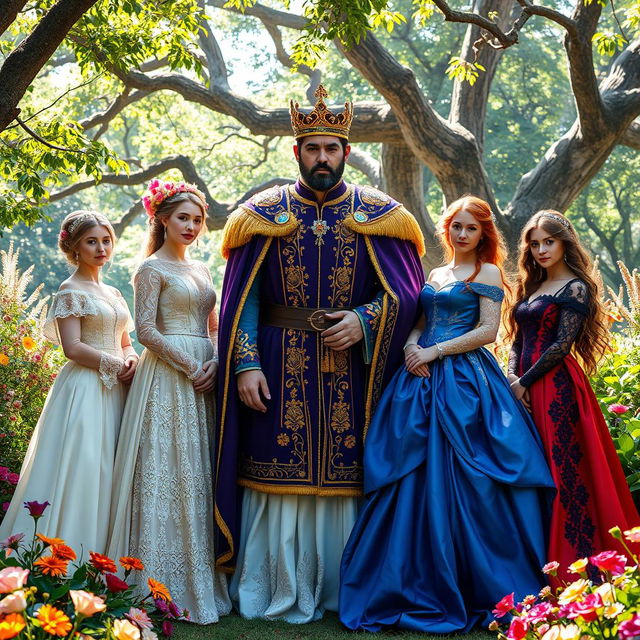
[148, 179, 161, 190]
[59, 230, 69, 240]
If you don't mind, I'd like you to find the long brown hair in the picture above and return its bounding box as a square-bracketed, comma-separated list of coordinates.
[437, 195, 509, 286]
[145, 192, 208, 257]
[507, 210, 609, 374]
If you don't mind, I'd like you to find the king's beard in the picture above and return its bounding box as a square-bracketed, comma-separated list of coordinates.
[298, 157, 346, 192]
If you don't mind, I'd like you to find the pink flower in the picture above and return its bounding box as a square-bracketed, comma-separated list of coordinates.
[493, 593, 515, 618]
[148, 179, 160, 190]
[162, 620, 173, 637]
[542, 561, 560, 575]
[618, 614, 640, 639]
[126, 607, 153, 630]
[608, 404, 630, 415]
[590, 550, 627, 575]
[70, 590, 106, 617]
[1, 503, 9, 512]
[565, 593, 602, 622]
[0, 590, 27, 613]
[0, 567, 29, 593]
[526, 602, 552, 625]
[7, 473, 19, 485]
[0, 534, 24, 551]
[507, 616, 528, 640]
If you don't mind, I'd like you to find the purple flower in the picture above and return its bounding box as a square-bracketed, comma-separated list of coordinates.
[0, 467, 8, 481]
[168, 601, 181, 618]
[23, 500, 49, 518]
[162, 620, 173, 637]
[7, 473, 19, 485]
[2, 503, 9, 512]
[154, 598, 170, 614]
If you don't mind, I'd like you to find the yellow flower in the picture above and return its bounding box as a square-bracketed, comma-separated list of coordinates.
[603, 602, 624, 619]
[568, 557, 588, 573]
[0, 613, 25, 640]
[558, 579, 589, 605]
[0, 354, 8, 366]
[37, 604, 72, 636]
[594, 582, 616, 604]
[21, 336, 36, 351]
[624, 526, 640, 543]
[113, 619, 141, 640]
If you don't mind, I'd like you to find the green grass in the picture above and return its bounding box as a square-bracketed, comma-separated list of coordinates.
[173, 612, 495, 640]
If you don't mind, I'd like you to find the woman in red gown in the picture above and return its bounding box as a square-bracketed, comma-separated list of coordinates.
[507, 210, 639, 585]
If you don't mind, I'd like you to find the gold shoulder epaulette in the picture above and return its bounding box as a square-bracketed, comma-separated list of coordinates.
[344, 205, 425, 257]
[221, 206, 298, 259]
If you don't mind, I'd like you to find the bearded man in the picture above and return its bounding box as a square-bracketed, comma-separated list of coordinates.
[215, 85, 425, 622]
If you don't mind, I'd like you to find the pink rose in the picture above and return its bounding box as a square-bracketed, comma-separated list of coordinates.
[0, 567, 29, 593]
[542, 561, 560, 575]
[608, 404, 630, 415]
[0, 589, 27, 613]
[566, 593, 602, 622]
[590, 550, 627, 575]
[70, 590, 106, 617]
[493, 592, 515, 618]
[148, 179, 160, 190]
[618, 614, 640, 639]
[526, 602, 552, 625]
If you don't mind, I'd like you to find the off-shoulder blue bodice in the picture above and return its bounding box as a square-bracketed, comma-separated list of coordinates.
[418, 281, 504, 347]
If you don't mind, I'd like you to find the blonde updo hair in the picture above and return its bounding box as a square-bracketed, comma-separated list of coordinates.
[145, 192, 208, 257]
[58, 210, 116, 265]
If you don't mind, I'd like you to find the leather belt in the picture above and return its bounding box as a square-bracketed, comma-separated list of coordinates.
[262, 303, 346, 332]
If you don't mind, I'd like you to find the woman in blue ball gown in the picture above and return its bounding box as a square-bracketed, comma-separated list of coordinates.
[339, 196, 555, 633]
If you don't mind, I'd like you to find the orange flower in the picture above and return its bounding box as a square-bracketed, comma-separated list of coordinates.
[51, 544, 76, 562]
[34, 555, 68, 577]
[36, 533, 65, 547]
[147, 578, 171, 601]
[120, 557, 144, 572]
[0, 354, 8, 366]
[89, 552, 117, 574]
[37, 604, 72, 636]
[21, 336, 36, 351]
[0, 613, 25, 640]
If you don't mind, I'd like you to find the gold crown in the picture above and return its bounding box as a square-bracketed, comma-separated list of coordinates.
[290, 85, 353, 140]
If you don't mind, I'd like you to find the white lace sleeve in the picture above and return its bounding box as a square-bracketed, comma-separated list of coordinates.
[436, 296, 501, 356]
[134, 263, 201, 380]
[99, 352, 125, 389]
[43, 290, 99, 344]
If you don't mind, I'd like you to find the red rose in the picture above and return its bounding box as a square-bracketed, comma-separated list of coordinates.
[105, 573, 129, 593]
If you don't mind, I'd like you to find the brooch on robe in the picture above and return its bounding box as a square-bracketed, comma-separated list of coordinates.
[311, 219, 329, 245]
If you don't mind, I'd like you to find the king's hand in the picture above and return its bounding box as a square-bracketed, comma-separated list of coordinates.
[321, 310, 363, 351]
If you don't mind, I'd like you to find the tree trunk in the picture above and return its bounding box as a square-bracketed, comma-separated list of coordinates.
[0, 0, 99, 131]
[381, 142, 442, 269]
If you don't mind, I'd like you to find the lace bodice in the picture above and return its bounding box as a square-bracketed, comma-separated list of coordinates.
[133, 257, 217, 379]
[44, 289, 133, 355]
[417, 281, 504, 353]
[508, 279, 589, 387]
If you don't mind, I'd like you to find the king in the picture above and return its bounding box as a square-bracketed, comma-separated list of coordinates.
[215, 86, 425, 622]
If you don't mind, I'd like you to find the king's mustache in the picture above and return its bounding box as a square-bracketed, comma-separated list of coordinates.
[311, 163, 335, 175]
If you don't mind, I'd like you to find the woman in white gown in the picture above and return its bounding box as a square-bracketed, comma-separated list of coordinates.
[107, 181, 231, 624]
[0, 211, 137, 553]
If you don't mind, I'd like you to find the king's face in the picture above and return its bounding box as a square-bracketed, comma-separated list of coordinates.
[294, 135, 350, 177]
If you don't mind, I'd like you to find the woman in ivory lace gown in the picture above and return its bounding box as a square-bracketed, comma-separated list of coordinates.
[107, 181, 231, 623]
[0, 211, 137, 553]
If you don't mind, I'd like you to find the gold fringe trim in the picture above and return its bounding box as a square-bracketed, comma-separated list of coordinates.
[221, 206, 299, 259]
[345, 205, 426, 257]
[238, 477, 363, 497]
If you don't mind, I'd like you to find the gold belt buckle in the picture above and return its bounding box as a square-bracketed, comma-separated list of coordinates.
[308, 309, 328, 331]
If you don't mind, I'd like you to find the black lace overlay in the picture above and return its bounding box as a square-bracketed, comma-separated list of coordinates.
[510, 279, 589, 388]
[548, 367, 595, 558]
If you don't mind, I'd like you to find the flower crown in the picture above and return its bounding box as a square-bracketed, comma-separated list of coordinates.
[142, 180, 208, 218]
[541, 212, 571, 229]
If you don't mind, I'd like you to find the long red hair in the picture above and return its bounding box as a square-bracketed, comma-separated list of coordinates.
[437, 195, 509, 285]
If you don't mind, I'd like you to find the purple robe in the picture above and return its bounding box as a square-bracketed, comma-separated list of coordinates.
[215, 180, 424, 570]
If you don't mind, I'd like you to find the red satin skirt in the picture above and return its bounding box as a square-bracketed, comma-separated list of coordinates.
[529, 354, 639, 587]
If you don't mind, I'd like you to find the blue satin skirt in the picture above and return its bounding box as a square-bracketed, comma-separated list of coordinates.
[339, 348, 555, 632]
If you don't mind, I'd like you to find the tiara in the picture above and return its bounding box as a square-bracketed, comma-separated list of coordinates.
[290, 85, 353, 140]
[66, 212, 98, 237]
[541, 212, 571, 229]
[142, 180, 208, 218]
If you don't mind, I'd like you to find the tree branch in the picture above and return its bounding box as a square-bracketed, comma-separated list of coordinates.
[346, 147, 381, 187]
[197, 13, 229, 89]
[80, 88, 150, 132]
[0, 0, 100, 131]
[0, 0, 28, 37]
[620, 119, 640, 149]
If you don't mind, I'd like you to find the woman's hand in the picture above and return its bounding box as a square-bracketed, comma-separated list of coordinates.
[405, 345, 438, 373]
[510, 378, 531, 410]
[118, 355, 138, 384]
[193, 359, 218, 393]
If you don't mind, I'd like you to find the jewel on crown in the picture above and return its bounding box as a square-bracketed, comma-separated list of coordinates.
[541, 212, 571, 229]
[290, 85, 353, 140]
[67, 212, 98, 237]
[141, 179, 208, 218]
